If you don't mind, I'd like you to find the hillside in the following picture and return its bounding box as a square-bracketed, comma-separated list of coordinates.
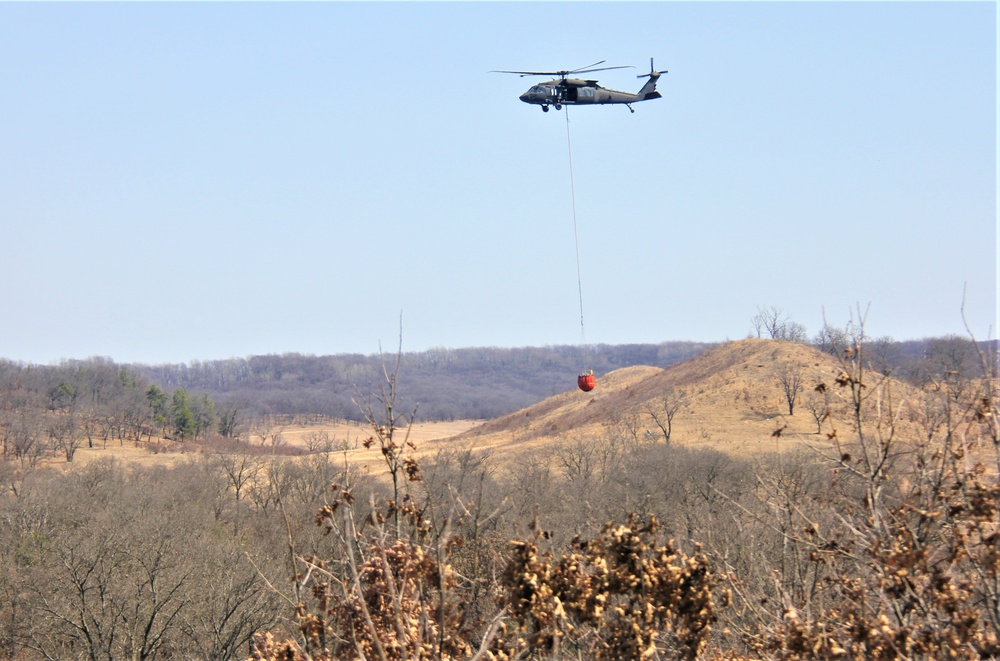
[446, 338, 933, 458]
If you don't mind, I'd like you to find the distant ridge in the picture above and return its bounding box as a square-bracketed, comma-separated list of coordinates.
[136, 341, 715, 421]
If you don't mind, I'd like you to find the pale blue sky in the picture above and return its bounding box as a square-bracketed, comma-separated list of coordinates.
[1, 2, 996, 365]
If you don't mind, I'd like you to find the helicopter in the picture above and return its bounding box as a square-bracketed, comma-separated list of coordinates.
[493, 59, 667, 113]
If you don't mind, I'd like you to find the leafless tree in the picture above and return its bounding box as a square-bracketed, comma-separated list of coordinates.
[803, 386, 831, 434]
[210, 449, 264, 503]
[252, 415, 284, 448]
[555, 435, 596, 484]
[751, 306, 807, 341]
[813, 322, 850, 355]
[353, 329, 419, 537]
[644, 387, 687, 444]
[6, 409, 45, 467]
[177, 546, 278, 660]
[774, 362, 804, 415]
[742, 309, 1000, 657]
[47, 411, 81, 462]
[610, 406, 644, 447]
[304, 430, 335, 453]
[23, 499, 191, 660]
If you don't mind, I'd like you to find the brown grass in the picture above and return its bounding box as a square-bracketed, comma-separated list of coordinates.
[452, 338, 935, 459]
[53, 338, 943, 472]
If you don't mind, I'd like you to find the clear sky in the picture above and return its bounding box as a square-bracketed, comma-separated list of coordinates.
[1, 2, 996, 365]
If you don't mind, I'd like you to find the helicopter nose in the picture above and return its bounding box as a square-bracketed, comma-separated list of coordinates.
[519, 92, 531, 103]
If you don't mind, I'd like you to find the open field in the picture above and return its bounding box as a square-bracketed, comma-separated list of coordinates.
[51, 338, 981, 475]
[62, 419, 483, 471]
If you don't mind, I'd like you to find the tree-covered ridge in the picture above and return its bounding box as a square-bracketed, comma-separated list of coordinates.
[137, 342, 715, 421]
[133, 336, 993, 423]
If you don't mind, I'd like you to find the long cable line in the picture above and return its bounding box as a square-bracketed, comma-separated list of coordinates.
[565, 107, 586, 345]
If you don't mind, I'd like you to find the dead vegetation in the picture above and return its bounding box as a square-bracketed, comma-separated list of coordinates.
[2, 328, 997, 660]
[246, 328, 999, 660]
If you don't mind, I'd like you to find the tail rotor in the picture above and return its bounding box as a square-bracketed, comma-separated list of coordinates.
[637, 57, 668, 80]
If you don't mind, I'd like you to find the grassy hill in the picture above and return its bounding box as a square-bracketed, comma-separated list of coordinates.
[444, 337, 934, 460]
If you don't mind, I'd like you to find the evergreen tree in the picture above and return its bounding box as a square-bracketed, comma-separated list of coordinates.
[171, 388, 197, 440]
[146, 385, 170, 434]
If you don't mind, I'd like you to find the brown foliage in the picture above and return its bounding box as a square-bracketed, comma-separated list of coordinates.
[497, 514, 724, 660]
[251, 507, 726, 661]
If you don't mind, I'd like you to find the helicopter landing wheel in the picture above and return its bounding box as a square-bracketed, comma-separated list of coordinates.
[541, 105, 549, 112]
[554, 104, 562, 110]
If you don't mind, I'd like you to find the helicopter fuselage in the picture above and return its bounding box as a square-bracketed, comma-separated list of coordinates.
[496, 59, 666, 113]
[520, 80, 635, 109]
[518, 75, 661, 113]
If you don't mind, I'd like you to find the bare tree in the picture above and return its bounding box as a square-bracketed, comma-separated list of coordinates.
[610, 406, 644, 447]
[210, 449, 264, 503]
[178, 547, 278, 660]
[555, 436, 596, 484]
[643, 387, 687, 444]
[803, 386, 830, 434]
[747, 309, 1000, 657]
[353, 329, 419, 537]
[47, 411, 81, 462]
[774, 362, 804, 415]
[304, 429, 334, 453]
[252, 415, 284, 448]
[813, 322, 850, 355]
[24, 505, 191, 660]
[6, 409, 45, 467]
[751, 305, 805, 340]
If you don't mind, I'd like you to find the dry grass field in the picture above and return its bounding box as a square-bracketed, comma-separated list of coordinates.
[450, 337, 942, 460]
[63, 419, 482, 469]
[58, 338, 947, 474]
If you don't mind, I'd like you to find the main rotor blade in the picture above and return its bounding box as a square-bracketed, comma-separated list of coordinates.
[491, 61, 634, 78]
[570, 60, 607, 73]
[571, 65, 634, 75]
[490, 69, 558, 77]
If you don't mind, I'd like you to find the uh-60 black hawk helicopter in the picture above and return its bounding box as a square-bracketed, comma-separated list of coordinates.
[493, 59, 667, 113]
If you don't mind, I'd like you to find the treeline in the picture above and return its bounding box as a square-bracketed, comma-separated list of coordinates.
[134, 335, 991, 423]
[137, 342, 714, 421]
[0, 358, 233, 465]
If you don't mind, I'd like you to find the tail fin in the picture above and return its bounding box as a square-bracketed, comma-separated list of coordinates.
[637, 57, 668, 99]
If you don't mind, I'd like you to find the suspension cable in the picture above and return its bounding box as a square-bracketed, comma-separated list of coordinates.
[565, 107, 586, 344]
